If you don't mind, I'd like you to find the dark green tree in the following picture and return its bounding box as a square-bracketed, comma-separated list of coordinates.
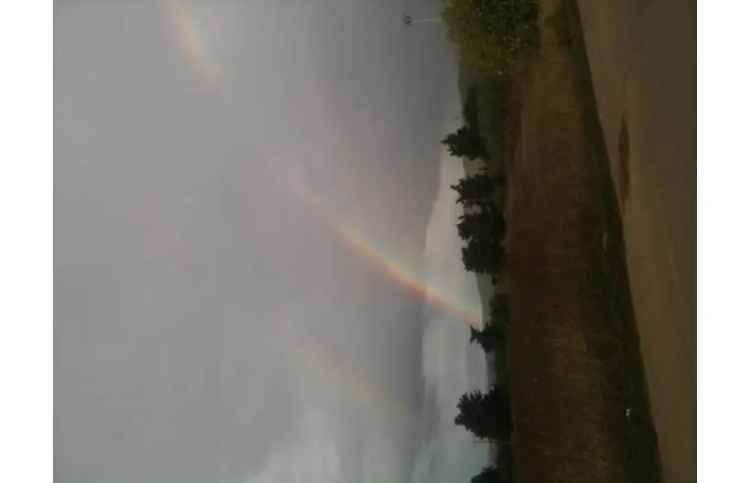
[470, 323, 501, 353]
[451, 174, 503, 206]
[462, 86, 481, 130]
[490, 294, 510, 326]
[457, 209, 505, 243]
[455, 386, 512, 439]
[442, 125, 489, 161]
[471, 465, 513, 483]
[461, 238, 504, 274]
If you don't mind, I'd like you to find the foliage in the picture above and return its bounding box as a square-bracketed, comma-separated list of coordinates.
[463, 86, 482, 130]
[442, 125, 490, 161]
[442, 0, 540, 76]
[457, 208, 505, 243]
[470, 323, 502, 353]
[471, 465, 513, 483]
[451, 174, 503, 207]
[490, 293, 510, 326]
[474, 75, 515, 168]
[455, 386, 512, 439]
[462, 238, 504, 274]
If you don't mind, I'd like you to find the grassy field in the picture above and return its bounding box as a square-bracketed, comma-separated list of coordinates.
[500, 1, 663, 482]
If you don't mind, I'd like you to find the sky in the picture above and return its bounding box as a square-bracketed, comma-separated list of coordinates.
[55, 1, 488, 482]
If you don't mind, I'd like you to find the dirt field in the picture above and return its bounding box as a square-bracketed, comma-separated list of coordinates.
[575, 2, 696, 482]
[505, 1, 661, 481]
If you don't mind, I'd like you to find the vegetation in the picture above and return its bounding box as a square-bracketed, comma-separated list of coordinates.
[458, 209, 505, 243]
[471, 465, 512, 483]
[455, 387, 512, 440]
[450, 172, 506, 276]
[472, 75, 516, 172]
[470, 324, 501, 353]
[451, 174, 503, 208]
[442, 0, 540, 76]
[462, 86, 482, 131]
[443, 2, 663, 483]
[489, 293, 509, 326]
[462, 238, 504, 274]
[442, 125, 490, 161]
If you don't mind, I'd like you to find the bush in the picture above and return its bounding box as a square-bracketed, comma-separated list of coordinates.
[443, 0, 540, 76]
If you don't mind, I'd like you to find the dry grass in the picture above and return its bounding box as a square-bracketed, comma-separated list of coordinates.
[501, 0, 662, 481]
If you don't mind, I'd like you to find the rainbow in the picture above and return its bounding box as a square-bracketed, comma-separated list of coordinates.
[162, 0, 483, 427]
[161, 0, 221, 89]
[161, 0, 482, 327]
[334, 226, 481, 325]
[272, 161, 482, 326]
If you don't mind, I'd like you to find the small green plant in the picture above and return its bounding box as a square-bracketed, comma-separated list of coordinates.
[443, 0, 540, 76]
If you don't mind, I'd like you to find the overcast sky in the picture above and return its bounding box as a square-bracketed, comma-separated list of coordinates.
[55, 1, 487, 482]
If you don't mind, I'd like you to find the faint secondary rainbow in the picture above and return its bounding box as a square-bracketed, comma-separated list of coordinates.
[163, 1, 473, 428]
[162, 0, 221, 90]
[161, 0, 482, 326]
[276, 320, 419, 424]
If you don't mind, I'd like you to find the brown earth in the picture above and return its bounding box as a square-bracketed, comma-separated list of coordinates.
[575, 2, 696, 482]
[505, 1, 662, 481]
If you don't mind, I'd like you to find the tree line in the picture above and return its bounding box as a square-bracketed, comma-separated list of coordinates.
[443, 119, 514, 483]
[441, 43, 516, 481]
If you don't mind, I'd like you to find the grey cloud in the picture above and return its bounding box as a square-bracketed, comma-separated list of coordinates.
[55, 1, 470, 482]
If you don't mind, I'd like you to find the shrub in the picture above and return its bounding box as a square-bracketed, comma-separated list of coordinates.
[443, 0, 540, 76]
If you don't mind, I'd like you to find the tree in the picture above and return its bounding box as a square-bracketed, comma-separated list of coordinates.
[455, 386, 512, 439]
[462, 238, 504, 274]
[470, 323, 501, 353]
[463, 86, 481, 130]
[457, 209, 505, 243]
[442, 0, 540, 76]
[451, 174, 503, 206]
[490, 294, 510, 326]
[471, 465, 513, 483]
[442, 125, 489, 161]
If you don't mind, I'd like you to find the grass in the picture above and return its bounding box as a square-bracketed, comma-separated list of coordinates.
[501, 1, 663, 481]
